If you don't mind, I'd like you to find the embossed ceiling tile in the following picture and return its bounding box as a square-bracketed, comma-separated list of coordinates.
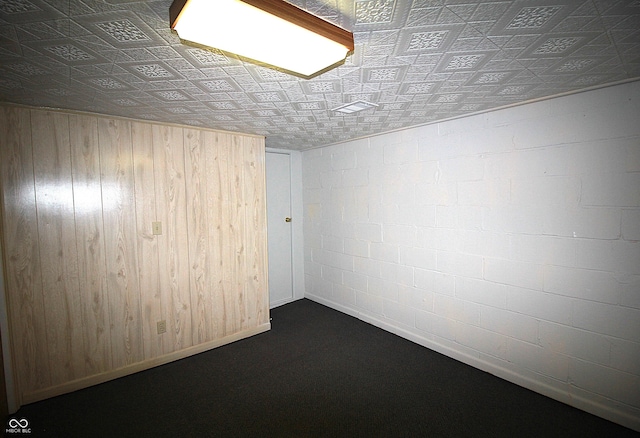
[553, 57, 617, 76]
[354, 0, 411, 30]
[120, 61, 182, 81]
[404, 6, 447, 27]
[14, 21, 67, 40]
[395, 24, 464, 57]
[84, 11, 160, 48]
[435, 51, 496, 73]
[520, 32, 599, 59]
[552, 15, 602, 33]
[0, 0, 64, 24]
[76, 75, 133, 92]
[448, 36, 488, 52]
[117, 47, 156, 62]
[468, 2, 512, 23]
[26, 38, 106, 66]
[149, 89, 193, 102]
[147, 45, 180, 59]
[489, 1, 574, 36]
[175, 46, 233, 69]
[361, 65, 409, 83]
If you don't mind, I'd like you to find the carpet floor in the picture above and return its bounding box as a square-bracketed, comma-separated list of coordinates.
[9, 298, 639, 437]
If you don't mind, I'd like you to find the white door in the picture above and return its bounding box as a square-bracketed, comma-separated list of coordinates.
[266, 152, 293, 307]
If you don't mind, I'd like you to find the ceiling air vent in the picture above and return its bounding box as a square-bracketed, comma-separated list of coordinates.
[332, 100, 378, 114]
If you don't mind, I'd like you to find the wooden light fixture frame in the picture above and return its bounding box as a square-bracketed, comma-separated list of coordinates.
[170, 0, 354, 53]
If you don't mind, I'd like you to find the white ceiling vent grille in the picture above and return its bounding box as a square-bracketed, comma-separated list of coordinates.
[332, 100, 378, 114]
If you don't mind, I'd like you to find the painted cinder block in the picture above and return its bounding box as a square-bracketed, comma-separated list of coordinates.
[572, 300, 640, 341]
[383, 224, 417, 246]
[455, 277, 508, 309]
[610, 337, 640, 375]
[622, 209, 640, 241]
[415, 181, 458, 206]
[383, 140, 418, 165]
[415, 309, 435, 333]
[434, 294, 481, 325]
[403, 284, 434, 311]
[538, 321, 612, 366]
[354, 222, 383, 242]
[542, 206, 621, 240]
[460, 230, 511, 259]
[333, 284, 357, 306]
[322, 234, 344, 253]
[343, 238, 369, 258]
[506, 338, 569, 381]
[379, 262, 414, 286]
[480, 306, 539, 344]
[510, 175, 581, 207]
[506, 286, 573, 325]
[368, 276, 400, 301]
[356, 290, 383, 314]
[575, 239, 640, 275]
[581, 172, 640, 207]
[330, 149, 356, 170]
[341, 168, 369, 187]
[383, 299, 415, 327]
[455, 322, 508, 360]
[437, 250, 484, 279]
[400, 246, 437, 270]
[457, 178, 511, 207]
[484, 147, 570, 179]
[414, 268, 455, 296]
[569, 359, 640, 409]
[370, 242, 399, 263]
[620, 276, 640, 310]
[482, 205, 545, 235]
[511, 234, 576, 267]
[343, 270, 368, 292]
[353, 140, 384, 168]
[320, 265, 343, 285]
[483, 257, 544, 290]
[543, 265, 622, 304]
[437, 155, 485, 182]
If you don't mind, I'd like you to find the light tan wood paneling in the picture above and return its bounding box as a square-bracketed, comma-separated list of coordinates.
[230, 136, 247, 332]
[131, 121, 162, 360]
[69, 114, 111, 375]
[31, 110, 85, 386]
[214, 133, 235, 337]
[0, 107, 49, 399]
[204, 131, 225, 340]
[152, 125, 192, 353]
[97, 118, 143, 369]
[242, 136, 269, 327]
[0, 104, 269, 406]
[183, 129, 212, 345]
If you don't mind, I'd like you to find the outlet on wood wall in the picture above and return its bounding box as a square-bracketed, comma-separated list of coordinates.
[0, 104, 270, 406]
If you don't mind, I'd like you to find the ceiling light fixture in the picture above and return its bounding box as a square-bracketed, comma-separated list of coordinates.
[170, 0, 354, 78]
[332, 101, 379, 114]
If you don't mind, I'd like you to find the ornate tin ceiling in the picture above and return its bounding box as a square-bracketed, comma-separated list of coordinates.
[1, 0, 639, 150]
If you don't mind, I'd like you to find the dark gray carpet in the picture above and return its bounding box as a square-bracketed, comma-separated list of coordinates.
[9, 299, 639, 437]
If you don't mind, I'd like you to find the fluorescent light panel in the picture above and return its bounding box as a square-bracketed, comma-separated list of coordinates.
[332, 101, 379, 114]
[170, 0, 354, 78]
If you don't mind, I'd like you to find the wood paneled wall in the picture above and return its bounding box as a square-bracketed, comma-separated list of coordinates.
[0, 105, 270, 405]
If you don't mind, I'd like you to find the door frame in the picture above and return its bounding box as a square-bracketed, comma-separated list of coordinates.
[266, 148, 304, 306]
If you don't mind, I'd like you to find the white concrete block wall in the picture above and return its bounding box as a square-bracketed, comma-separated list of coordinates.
[302, 81, 640, 431]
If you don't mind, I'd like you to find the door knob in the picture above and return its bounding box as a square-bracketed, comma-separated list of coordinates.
[285, 217, 292, 222]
